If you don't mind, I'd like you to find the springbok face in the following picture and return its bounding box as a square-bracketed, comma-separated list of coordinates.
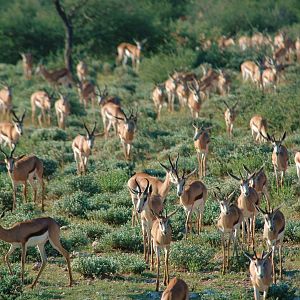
[0, 148, 16, 173]
[219, 200, 231, 215]
[240, 179, 250, 197]
[84, 122, 97, 149]
[158, 217, 169, 235]
[264, 213, 276, 231]
[272, 141, 283, 155]
[13, 121, 23, 135]
[132, 179, 152, 214]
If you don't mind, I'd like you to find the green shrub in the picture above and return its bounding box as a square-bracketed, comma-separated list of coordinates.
[284, 220, 300, 243]
[203, 199, 220, 226]
[41, 157, 59, 177]
[89, 206, 131, 225]
[66, 175, 101, 196]
[80, 222, 111, 240]
[268, 282, 297, 299]
[114, 254, 146, 274]
[31, 128, 67, 141]
[97, 170, 127, 193]
[0, 266, 24, 299]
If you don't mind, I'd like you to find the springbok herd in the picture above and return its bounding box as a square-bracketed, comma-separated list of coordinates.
[0, 30, 300, 300]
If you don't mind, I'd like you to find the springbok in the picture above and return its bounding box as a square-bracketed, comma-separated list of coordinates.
[187, 79, 203, 119]
[214, 189, 243, 274]
[152, 83, 166, 120]
[262, 57, 278, 90]
[193, 124, 211, 178]
[0, 81, 12, 119]
[238, 35, 251, 51]
[0, 217, 73, 288]
[229, 171, 259, 246]
[76, 60, 88, 82]
[164, 74, 178, 112]
[0, 110, 25, 150]
[116, 39, 147, 71]
[295, 152, 300, 182]
[72, 122, 97, 175]
[240, 61, 262, 87]
[295, 38, 300, 62]
[20, 53, 33, 80]
[256, 205, 285, 283]
[218, 36, 235, 49]
[223, 100, 238, 137]
[260, 131, 288, 188]
[0, 147, 45, 211]
[55, 93, 70, 130]
[244, 250, 273, 300]
[250, 115, 268, 143]
[151, 209, 178, 291]
[31, 90, 52, 126]
[161, 277, 189, 300]
[97, 85, 121, 107]
[77, 81, 99, 110]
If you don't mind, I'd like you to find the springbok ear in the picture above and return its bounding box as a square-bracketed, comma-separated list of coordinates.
[243, 251, 253, 261]
[16, 155, 26, 161]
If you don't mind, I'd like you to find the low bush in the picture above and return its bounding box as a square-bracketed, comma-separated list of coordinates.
[31, 128, 67, 141]
[41, 157, 59, 177]
[203, 199, 219, 226]
[89, 206, 131, 225]
[113, 253, 147, 274]
[66, 175, 101, 196]
[284, 220, 300, 243]
[0, 266, 25, 299]
[268, 282, 297, 299]
[80, 222, 111, 240]
[97, 169, 128, 193]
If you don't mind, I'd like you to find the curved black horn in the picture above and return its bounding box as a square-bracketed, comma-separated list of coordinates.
[83, 123, 90, 135]
[0, 147, 8, 159]
[135, 179, 141, 194]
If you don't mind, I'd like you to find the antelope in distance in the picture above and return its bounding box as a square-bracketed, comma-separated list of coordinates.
[229, 171, 259, 247]
[0, 217, 73, 288]
[260, 131, 288, 189]
[35, 64, 74, 88]
[243, 165, 270, 211]
[262, 57, 278, 90]
[127, 154, 181, 226]
[165, 73, 179, 112]
[256, 205, 285, 283]
[240, 61, 262, 87]
[193, 124, 211, 178]
[97, 85, 121, 107]
[187, 79, 203, 119]
[223, 100, 238, 137]
[250, 115, 268, 143]
[77, 80, 99, 110]
[151, 209, 178, 291]
[152, 83, 166, 120]
[218, 36, 235, 49]
[238, 35, 251, 51]
[114, 109, 138, 160]
[20, 52, 33, 80]
[0, 147, 45, 211]
[0, 110, 25, 150]
[214, 189, 243, 274]
[72, 122, 97, 175]
[0, 81, 13, 120]
[76, 60, 88, 82]
[161, 277, 189, 300]
[116, 39, 147, 71]
[251, 32, 272, 49]
[295, 151, 300, 182]
[55, 93, 70, 130]
[274, 32, 285, 49]
[31, 90, 52, 126]
[244, 250, 273, 300]
[217, 70, 231, 96]
[295, 37, 300, 61]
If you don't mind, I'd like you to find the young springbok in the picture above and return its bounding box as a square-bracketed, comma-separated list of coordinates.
[0, 217, 73, 288]
[260, 131, 288, 188]
[72, 123, 97, 175]
[256, 205, 285, 283]
[223, 100, 238, 137]
[214, 189, 243, 274]
[0, 147, 45, 211]
[161, 277, 189, 300]
[250, 115, 268, 143]
[151, 209, 177, 291]
[187, 79, 203, 119]
[152, 83, 166, 120]
[20, 53, 33, 80]
[55, 93, 70, 130]
[193, 124, 211, 178]
[0, 110, 25, 150]
[295, 151, 300, 182]
[244, 250, 273, 300]
[0, 81, 13, 119]
[31, 90, 52, 126]
[77, 80, 99, 110]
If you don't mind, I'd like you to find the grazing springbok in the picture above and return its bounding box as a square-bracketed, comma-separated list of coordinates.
[238, 35, 251, 51]
[218, 36, 235, 49]
[152, 83, 166, 120]
[151, 209, 177, 291]
[161, 277, 189, 300]
[0, 110, 25, 150]
[244, 250, 273, 300]
[260, 132, 288, 189]
[31, 90, 52, 126]
[187, 79, 203, 119]
[72, 123, 97, 175]
[0, 217, 73, 288]
[295, 151, 300, 182]
[214, 189, 243, 274]
[0, 81, 12, 119]
[223, 100, 238, 137]
[256, 205, 285, 283]
[240, 61, 262, 87]
[77, 81, 99, 110]
[35, 64, 74, 88]
[116, 39, 147, 71]
[76, 60, 88, 82]
[229, 171, 259, 247]
[250, 115, 268, 143]
[0, 147, 45, 211]
[193, 124, 211, 178]
[20, 53, 33, 80]
[55, 93, 70, 130]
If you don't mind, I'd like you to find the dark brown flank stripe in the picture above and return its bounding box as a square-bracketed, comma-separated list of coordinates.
[25, 225, 48, 242]
[27, 163, 36, 174]
[194, 192, 203, 201]
[278, 225, 285, 235]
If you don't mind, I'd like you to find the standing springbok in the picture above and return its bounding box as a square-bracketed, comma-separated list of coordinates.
[229, 171, 259, 247]
[262, 57, 278, 90]
[0, 110, 25, 150]
[97, 85, 121, 107]
[0, 217, 73, 288]
[31, 90, 52, 126]
[256, 205, 285, 284]
[164, 74, 178, 112]
[72, 123, 97, 175]
[214, 189, 243, 274]
[55, 93, 70, 130]
[223, 100, 238, 137]
[76, 60, 88, 82]
[151, 209, 177, 291]
[0, 81, 12, 119]
[20, 53, 33, 80]
[187, 79, 203, 119]
[0, 147, 45, 211]
[193, 124, 211, 178]
[295, 151, 300, 182]
[250, 115, 268, 143]
[244, 250, 273, 300]
[240, 61, 262, 87]
[77, 81, 99, 110]
[152, 83, 166, 120]
[161, 277, 189, 300]
[116, 39, 147, 71]
[260, 132, 288, 188]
